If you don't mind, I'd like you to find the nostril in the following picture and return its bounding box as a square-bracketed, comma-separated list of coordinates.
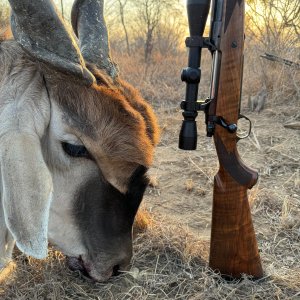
[67, 256, 83, 272]
[112, 264, 121, 276]
[67, 256, 92, 279]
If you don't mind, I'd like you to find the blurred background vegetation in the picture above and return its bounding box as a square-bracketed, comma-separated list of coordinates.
[0, 0, 299, 110]
[1, 3, 299, 299]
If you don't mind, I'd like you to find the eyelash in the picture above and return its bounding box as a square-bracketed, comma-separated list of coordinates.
[62, 142, 91, 159]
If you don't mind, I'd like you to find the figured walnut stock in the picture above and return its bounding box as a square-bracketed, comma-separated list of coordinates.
[208, 0, 263, 278]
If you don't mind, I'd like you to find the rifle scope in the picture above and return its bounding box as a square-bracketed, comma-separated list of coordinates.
[179, 0, 211, 150]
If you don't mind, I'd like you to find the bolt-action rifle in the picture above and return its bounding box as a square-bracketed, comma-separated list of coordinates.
[179, 0, 263, 278]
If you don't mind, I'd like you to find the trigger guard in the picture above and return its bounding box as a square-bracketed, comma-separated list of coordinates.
[237, 114, 252, 141]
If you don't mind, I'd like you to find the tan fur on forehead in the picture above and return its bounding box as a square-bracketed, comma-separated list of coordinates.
[46, 69, 159, 167]
[0, 40, 159, 167]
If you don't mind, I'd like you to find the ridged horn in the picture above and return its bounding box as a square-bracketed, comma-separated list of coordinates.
[8, 0, 95, 86]
[71, 0, 118, 79]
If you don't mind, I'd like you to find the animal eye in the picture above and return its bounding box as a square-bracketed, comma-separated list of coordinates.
[62, 142, 91, 159]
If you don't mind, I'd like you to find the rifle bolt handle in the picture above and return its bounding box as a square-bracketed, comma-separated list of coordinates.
[228, 124, 238, 133]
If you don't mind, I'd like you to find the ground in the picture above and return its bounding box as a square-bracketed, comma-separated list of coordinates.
[1, 99, 299, 299]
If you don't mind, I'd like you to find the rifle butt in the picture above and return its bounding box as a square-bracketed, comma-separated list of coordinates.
[209, 167, 263, 278]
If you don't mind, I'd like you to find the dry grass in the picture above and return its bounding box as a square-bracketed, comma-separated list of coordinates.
[1, 32, 300, 299]
[113, 50, 187, 110]
[1, 210, 299, 299]
[243, 43, 300, 108]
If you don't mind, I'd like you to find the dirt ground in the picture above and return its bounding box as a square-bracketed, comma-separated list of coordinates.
[149, 104, 300, 237]
[1, 99, 299, 299]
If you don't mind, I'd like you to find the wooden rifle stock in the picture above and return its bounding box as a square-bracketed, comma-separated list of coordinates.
[180, 0, 263, 278]
[208, 0, 263, 278]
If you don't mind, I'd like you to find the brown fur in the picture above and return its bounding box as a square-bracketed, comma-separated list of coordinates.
[0, 27, 12, 42]
[0, 40, 159, 188]
[44, 64, 160, 167]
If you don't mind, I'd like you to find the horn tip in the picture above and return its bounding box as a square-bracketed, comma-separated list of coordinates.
[82, 67, 96, 86]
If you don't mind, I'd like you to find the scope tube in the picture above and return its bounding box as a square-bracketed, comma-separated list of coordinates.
[179, 0, 211, 150]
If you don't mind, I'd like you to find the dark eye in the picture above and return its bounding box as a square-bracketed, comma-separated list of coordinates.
[62, 142, 91, 159]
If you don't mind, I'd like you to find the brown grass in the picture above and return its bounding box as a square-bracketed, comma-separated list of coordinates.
[1, 209, 299, 299]
[1, 32, 300, 299]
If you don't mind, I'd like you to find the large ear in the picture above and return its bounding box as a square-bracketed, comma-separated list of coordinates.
[8, 0, 95, 86]
[71, 0, 118, 78]
[0, 70, 53, 259]
[0, 132, 52, 258]
[0, 134, 53, 259]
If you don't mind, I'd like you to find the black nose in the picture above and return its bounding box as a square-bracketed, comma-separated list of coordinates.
[112, 264, 120, 276]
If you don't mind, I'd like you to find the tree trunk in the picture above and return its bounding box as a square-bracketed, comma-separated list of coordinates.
[144, 28, 153, 62]
[119, 4, 131, 56]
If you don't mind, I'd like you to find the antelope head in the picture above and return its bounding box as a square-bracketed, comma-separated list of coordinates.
[0, 0, 159, 282]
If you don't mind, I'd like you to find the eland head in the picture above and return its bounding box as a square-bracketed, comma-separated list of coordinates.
[0, 0, 159, 282]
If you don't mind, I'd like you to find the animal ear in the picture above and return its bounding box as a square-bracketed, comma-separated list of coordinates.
[71, 0, 118, 78]
[8, 0, 95, 85]
[0, 133, 53, 259]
